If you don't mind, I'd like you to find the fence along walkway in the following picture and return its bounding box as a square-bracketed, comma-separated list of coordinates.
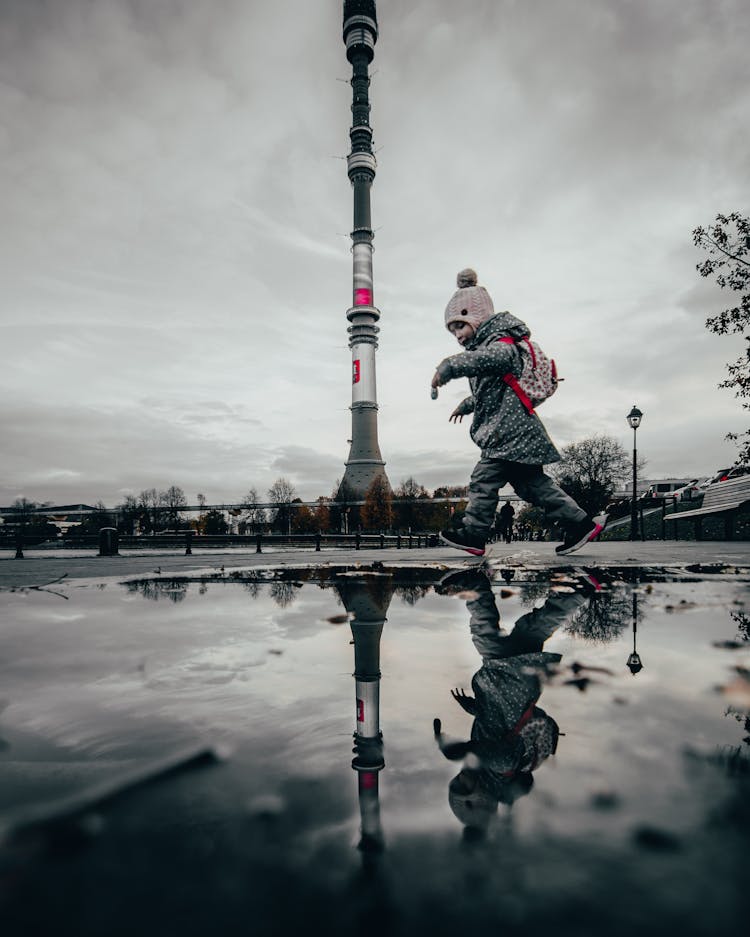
[10, 530, 441, 558]
[126, 532, 440, 554]
[664, 475, 750, 540]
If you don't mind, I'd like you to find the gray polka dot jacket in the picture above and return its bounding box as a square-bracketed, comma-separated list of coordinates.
[436, 312, 561, 465]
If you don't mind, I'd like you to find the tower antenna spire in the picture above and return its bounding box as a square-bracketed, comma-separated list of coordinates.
[339, 0, 389, 500]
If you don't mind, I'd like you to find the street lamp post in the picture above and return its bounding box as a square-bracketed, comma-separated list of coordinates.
[627, 405, 643, 541]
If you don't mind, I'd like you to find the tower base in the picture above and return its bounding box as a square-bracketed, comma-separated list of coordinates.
[339, 460, 389, 501]
[340, 403, 389, 499]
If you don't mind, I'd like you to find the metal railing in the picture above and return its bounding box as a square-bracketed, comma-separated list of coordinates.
[5, 529, 441, 558]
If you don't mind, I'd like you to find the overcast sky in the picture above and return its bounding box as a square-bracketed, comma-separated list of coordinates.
[1, 0, 748, 507]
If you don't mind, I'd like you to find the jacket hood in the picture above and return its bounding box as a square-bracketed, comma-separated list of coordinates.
[469, 311, 530, 348]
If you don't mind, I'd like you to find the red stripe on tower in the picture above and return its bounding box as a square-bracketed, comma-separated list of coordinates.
[354, 288, 372, 306]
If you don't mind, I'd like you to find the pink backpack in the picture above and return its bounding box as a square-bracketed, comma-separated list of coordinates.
[497, 336, 559, 415]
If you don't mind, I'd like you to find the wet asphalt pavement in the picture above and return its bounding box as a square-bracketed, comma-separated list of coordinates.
[2, 540, 750, 590]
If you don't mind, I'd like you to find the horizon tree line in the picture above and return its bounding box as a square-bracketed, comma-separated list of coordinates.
[3, 432, 649, 541]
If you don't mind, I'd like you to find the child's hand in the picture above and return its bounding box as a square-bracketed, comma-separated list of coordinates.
[451, 688, 478, 715]
[431, 371, 443, 390]
[449, 407, 464, 423]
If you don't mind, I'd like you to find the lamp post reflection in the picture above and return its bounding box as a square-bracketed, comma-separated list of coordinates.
[626, 590, 643, 675]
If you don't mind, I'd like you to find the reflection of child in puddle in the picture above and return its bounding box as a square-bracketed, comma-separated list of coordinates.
[434, 570, 588, 837]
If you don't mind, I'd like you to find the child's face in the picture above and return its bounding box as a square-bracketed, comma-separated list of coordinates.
[449, 320, 475, 347]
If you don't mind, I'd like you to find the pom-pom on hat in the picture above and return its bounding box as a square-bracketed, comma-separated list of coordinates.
[445, 268, 495, 332]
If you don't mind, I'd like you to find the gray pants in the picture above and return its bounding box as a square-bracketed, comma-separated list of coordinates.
[464, 458, 587, 536]
[467, 579, 588, 660]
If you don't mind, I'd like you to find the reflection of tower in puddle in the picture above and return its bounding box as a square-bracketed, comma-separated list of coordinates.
[336, 575, 394, 856]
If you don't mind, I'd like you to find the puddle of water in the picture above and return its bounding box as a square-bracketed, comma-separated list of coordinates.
[0, 567, 748, 936]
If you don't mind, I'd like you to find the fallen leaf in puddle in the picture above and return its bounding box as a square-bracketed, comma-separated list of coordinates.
[246, 794, 286, 818]
[499, 588, 516, 598]
[633, 826, 682, 852]
[563, 677, 599, 692]
[664, 600, 697, 613]
[715, 667, 750, 707]
[590, 789, 620, 809]
[570, 661, 614, 676]
[712, 640, 745, 650]
[326, 613, 354, 624]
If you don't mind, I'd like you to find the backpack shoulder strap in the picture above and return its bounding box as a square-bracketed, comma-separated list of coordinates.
[497, 335, 536, 366]
[503, 373, 535, 415]
[495, 337, 536, 415]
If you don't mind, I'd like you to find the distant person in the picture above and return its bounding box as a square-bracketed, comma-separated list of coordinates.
[431, 269, 605, 557]
[497, 500, 515, 543]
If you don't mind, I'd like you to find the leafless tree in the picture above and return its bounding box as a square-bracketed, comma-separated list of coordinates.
[551, 434, 635, 516]
[395, 583, 430, 606]
[11, 497, 37, 521]
[393, 476, 431, 530]
[161, 485, 187, 531]
[241, 486, 266, 532]
[564, 588, 643, 644]
[138, 488, 162, 534]
[268, 477, 296, 535]
[117, 494, 139, 534]
[269, 580, 298, 607]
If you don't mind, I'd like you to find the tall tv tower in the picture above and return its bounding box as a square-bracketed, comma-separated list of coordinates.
[339, 0, 389, 500]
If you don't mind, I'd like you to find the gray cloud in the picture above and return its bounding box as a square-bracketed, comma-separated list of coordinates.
[1, 0, 748, 507]
[269, 446, 346, 498]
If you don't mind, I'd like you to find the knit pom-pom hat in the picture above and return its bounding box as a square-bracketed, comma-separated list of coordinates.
[444, 268, 495, 332]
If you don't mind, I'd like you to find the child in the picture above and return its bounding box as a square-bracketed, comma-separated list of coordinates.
[431, 268, 605, 557]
